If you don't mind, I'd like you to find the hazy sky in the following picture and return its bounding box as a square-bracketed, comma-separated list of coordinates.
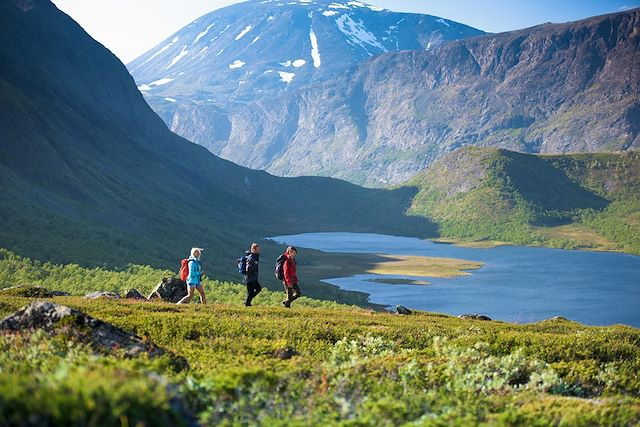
[51, 0, 639, 64]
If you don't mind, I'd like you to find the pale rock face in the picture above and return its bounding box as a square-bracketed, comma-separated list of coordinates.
[130, 2, 639, 187]
[128, 0, 484, 185]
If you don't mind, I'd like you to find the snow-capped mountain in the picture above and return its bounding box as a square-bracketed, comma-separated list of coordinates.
[127, 0, 484, 166]
[130, 0, 482, 100]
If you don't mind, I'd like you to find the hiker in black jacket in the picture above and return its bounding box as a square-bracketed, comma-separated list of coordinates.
[244, 243, 262, 306]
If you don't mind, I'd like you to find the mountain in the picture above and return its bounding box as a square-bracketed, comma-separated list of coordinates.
[133, 6, 639, 186]
[127, 0, 484, 172]
[0, 0, 432, 303]
[405, 147, 640, 254]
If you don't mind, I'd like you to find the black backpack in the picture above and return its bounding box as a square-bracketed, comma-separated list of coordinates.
[275, 254, 286, 280]
[237, 255, 248, 275]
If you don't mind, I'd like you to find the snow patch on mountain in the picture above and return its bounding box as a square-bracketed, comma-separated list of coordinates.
[150, 77, 175, 86]
[436, 18, 450, 27]
[335, 14, 386, 53]
[310, 28, 321, 68]
[322, 10, 339, 17]
[235, 25, 253, 40]
[229, 60, 246, 69]
[278, 71, 295, 83]
[167, 47, 189, 69]
[194, 23, 215, 44]
[292, 59, 306, 67]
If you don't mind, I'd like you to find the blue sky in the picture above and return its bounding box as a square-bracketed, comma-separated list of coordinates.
[51, 0, 639, 63]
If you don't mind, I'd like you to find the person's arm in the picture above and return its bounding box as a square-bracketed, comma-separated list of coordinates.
[188, 260, 195, 282]
[283, 259, 291, 286]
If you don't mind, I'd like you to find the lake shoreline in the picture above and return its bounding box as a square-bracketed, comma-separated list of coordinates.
[271, 232, 640, 327]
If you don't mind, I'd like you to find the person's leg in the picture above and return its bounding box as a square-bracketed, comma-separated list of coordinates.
[196, 285, 207, 305]
[177, 285, 195, 304]
[253, 282, 262, 299]
[282, 283, 292, 308]
[287, 284, 301, 306]
[245, 283, 252, 306]
[246, 282, 261, 306]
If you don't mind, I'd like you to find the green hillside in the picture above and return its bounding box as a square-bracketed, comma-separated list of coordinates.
[0, 253, 639, 426]
[406, 148, 640, 254]
[0, 0, 434, 307]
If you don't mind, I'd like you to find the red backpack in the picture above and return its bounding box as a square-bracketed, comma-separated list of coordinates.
[179, 258, 190, 281]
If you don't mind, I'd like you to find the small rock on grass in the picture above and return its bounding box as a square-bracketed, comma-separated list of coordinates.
[124, 288, 145, 300]
[458, 314, 492, 321]
[147, 277, 187, 303]
[85, 291, 120, 300]
[396, 305, 412, 315]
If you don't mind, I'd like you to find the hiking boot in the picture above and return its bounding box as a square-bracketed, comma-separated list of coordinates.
[282, 300, 291, 308]
[245, 302, 252, 307]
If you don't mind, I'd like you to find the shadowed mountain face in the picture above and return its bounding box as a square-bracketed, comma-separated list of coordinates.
[0, 0, 433, 275]
[126, 0, 484, 177]
[133, 6, 639, 186]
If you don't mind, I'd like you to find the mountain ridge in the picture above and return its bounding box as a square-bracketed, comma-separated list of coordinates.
[127, 0, 485, 176]
[133, 6, 639, 186]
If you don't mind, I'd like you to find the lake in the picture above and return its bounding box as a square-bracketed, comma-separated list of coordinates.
[270, 232, 640, 327]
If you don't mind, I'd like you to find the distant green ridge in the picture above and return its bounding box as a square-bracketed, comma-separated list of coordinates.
[405, 147, 640, 254]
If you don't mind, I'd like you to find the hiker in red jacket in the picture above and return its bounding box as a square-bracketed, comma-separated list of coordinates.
[282, 246, 301, 308]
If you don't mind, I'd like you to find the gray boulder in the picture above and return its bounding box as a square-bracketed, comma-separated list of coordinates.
[458, 314, 492, 321]
[1, 285, 70, 298]
[124, 288, 145, 300]
[396, 305, 412, 315]
[0, 301, 164, 359]
[147, 277, 187, 303]
[85, 291, 120, 300]
[50, 290, 71, 297]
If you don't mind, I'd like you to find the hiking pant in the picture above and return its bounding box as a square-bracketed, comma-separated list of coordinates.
[283, 283, 301, 304]
[245, 281, 261, 305]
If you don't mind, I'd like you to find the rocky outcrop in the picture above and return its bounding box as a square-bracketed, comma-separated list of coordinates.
[85, 291, 120, 300]
[458, 314, 492, 321]
[396, 305, 412, 315]
[147, 278, 187, 303]
[0, 301, 165, 358]
[137, 8, 640, 186]
[129, 1, 483, 187]
[1, 285, 70, 298]
[124, 288, 145, 300]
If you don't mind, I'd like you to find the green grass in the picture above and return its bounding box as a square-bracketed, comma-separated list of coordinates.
[404, 148, 640, 255]
[0, 293, 638, 426]
[0, 252, 639, 426]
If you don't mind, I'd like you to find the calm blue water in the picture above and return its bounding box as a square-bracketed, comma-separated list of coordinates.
[270, 233, 640, 327]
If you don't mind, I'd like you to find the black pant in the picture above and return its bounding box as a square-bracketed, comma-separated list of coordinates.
[245, 281, 262, 305]
[283, 283, 301, 304]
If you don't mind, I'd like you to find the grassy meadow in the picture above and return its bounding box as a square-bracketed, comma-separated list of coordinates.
[0, 250, 639, 426]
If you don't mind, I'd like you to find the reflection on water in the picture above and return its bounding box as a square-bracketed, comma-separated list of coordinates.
[270, 233, 640, 327]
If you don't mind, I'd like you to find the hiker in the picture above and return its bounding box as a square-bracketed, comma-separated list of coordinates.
[177, 247, 207, 305]
[243, 243, 262, 306]
[282, 246, 301, 308]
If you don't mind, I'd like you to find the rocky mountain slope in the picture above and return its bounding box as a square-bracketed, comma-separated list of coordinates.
[135, 6, 639, 186]
[127, 0, 484, 172]
[0, 0, 431, 286]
